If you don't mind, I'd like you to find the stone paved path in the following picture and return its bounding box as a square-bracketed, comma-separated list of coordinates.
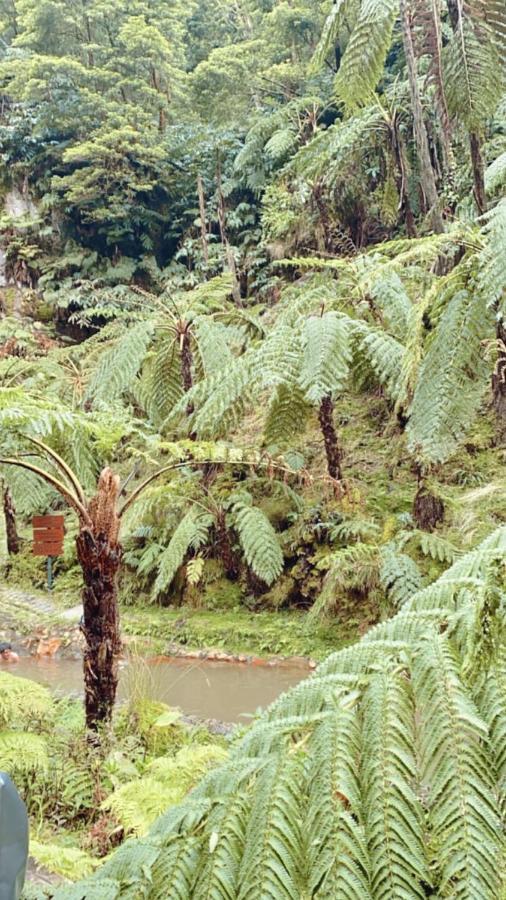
[0, 584, 82, 624]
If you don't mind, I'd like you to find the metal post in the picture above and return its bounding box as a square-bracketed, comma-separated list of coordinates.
[46, 555, 53, 592]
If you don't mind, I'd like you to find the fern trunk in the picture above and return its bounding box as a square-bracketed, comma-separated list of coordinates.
[318, 395, 343, 483]
[215, 509, 240, 580]
[2, 486, 20, 555]
[400, 0, 444, 234]
[493, 319, 506, 434]
[75, 469, 122, 732]
[469, 132, 486, 215]
[413, 484, 444, 532]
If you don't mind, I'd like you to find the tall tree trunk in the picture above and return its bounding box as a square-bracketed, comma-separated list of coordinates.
[318, 395, 343, 484]
[469, 132, 486, 215]
[390, 115, 417, 238]
[2, 486, 20, 555]
[400, 0, 444, 234]
[197, 174, 209, 267]
[216, 157, 241, 303]
[76, 469, 122, 732]
[493, 319, 506, 437]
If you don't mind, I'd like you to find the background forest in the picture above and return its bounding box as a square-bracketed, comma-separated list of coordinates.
[0, 0, 506, 896]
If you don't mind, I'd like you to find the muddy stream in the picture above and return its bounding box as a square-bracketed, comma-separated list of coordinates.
[9, 654, 307, 723]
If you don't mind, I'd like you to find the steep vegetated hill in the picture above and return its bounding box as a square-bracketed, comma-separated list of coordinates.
[0, 0, 505, 894]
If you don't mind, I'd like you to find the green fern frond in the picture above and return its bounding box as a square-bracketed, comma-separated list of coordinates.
[263, 383, 310, 449]
[0, 731, 49, 776]
[86, 320, 154, 404]
[237, 753, 304, 899]
[444, 1, 505, 131]
[478, 199, 506, 312]
[299, 312, 351, 405]
[335, 0, 398, 109]
[412, 632, 502, 897]
[362, 672, 430, 899]
[0, 672, 53, 728]
[232, 499, 284, 586]
[407, 288, 493, 464]
[307, 702, 372, 899]
[379, 544, 423, 607]
[152, 511, 212, 599]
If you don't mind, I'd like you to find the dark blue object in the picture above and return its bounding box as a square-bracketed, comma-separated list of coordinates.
[0, 773, 28, 900]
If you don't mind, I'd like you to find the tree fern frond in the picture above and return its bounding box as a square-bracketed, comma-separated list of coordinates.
[152, 511, 212, 599]
[263, 383, 310, 449]
[335, 0, 398, 109]
[232, 499, 283, 586]
[407, 288, 493, 464]
[444, 0, 505, 130]
[86, 321, 153, 405]
[299, 312, 351, 404]
[237, 753, 304, 899]
[362, 672, 430, 899]
[307, 702, 372, 899]
[478, 199, 506, 312]
[193, 318, 234, 378]
[412, 632, 502, 897]
[379, 544, 424, 607]
[310, 0, 349, 72]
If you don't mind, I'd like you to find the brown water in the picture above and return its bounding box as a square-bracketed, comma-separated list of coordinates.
[8, 655, 307, 723]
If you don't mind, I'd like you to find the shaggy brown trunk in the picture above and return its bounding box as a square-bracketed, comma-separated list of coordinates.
[313, 180, 334, 251]
[469, 132, 486, 215]
[3, 486, 20, 555]
[318, 395, 343, 484]
[76, 469, 122, 732]
[197, 174, 209, 266]
[215, 509, 239, 579]
[180, 327, 195, 425]
[493, 319, 506, 438]
[413, 485, 445, 531]
[400, 0, 444, 234]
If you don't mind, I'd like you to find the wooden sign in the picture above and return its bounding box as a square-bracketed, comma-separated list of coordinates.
[32, 515, 65, 557]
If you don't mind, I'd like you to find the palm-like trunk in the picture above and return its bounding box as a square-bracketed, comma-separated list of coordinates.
[400, 0, 444, 234]
[2, 486, 20, 555]
[493, 319, 506, 435]
[76, 469, 122, 731]
[469, 132, 486, 215]
[318, 395, 343, 483]
[215, 508, 239, 580]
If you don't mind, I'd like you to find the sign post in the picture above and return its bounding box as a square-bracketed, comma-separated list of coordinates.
[32, 515, 65, 591]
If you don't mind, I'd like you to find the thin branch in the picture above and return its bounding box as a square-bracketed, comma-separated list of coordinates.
[23, 436, 87, 505]
[0, 458, 91, 524]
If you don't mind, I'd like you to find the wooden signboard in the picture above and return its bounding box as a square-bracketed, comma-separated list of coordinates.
[32, 515, 65, 557]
